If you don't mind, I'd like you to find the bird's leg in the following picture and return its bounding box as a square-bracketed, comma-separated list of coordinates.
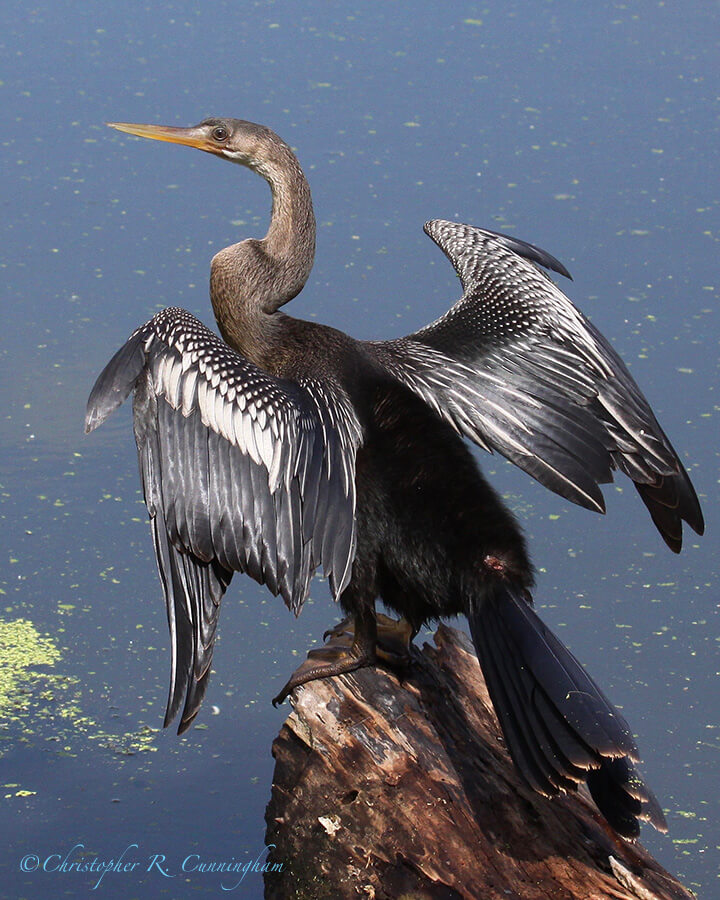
[272, 602, 380, 706]
[323, 613, 415, 667]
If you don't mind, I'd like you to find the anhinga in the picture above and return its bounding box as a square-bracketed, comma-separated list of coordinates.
[86, 118, 703, 838]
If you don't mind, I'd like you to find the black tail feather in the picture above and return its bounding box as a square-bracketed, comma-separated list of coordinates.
[586, 757, 667, 837]
[468, 582, 666, 838]
[491, 598, 602, 775]
[481, 602, 581, 793]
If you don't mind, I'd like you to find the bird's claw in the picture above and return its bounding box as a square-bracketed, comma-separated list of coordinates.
[273, 614, 416, 706]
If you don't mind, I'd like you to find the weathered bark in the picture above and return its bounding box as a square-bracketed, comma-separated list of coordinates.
[264, 625, 692, 900]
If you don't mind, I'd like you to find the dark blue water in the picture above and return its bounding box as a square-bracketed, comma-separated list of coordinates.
[2, 2, 717, 897]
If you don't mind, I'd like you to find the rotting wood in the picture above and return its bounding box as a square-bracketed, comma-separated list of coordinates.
[264, 624, 692, 900]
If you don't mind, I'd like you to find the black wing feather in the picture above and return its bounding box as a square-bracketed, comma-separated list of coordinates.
[371, 219, 703, 550]
[460, 224, 573, 281]
[86, 307, 362, 731]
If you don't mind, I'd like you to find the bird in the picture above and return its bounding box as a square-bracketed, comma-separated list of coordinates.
[86, 117, 703, 839]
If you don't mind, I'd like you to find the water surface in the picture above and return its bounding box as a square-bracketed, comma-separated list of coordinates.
[1, 2, 718, 897]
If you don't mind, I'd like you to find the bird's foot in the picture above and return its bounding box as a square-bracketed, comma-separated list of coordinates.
[272, 614, 415, 706]
[323, 613, 415, 668]
[272, 631, 374, 706]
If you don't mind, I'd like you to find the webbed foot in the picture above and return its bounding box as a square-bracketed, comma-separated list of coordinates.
[324, 613, 415, 667]
[273, 613, 416, 706]
[272, 627, 375, 706]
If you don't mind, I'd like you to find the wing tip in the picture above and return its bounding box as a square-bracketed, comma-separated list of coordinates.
[84, 389, 118, 434]
[634, 471, 705, 553]
[85, 330, 149, 434]
[423, 218, 573, 281]
[176, 708, 199, 735]
[84, 404, 106, 434]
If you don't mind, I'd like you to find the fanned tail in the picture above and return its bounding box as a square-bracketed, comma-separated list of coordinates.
[468, 582, 666, 838]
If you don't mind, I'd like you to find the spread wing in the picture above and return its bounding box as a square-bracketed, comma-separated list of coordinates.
[86, 307, 362, 731]
[371, 220, 703, 551]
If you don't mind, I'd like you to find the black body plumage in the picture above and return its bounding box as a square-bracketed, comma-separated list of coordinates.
[87, 117, 703, 838]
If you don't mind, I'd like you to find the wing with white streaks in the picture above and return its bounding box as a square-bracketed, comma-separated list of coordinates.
[370, 220, 703, 551]
[86, 307, 362, 731]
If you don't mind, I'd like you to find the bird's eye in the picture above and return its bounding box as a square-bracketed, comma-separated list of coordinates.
[211, 125, 229, 142]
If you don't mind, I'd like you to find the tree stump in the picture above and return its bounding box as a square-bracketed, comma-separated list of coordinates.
[264, 624, 692, 900]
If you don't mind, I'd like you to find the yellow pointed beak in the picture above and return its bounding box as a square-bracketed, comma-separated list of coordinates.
[107, 122, 216, 153]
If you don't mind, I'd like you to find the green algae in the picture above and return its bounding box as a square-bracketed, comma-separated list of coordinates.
[0, 617, 62, 715]
[0, 617, 158, 764]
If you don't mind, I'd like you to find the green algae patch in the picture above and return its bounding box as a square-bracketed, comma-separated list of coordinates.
[92, 723, 159, 756]
[0, 618, 62, 716]
[0, 617, 159, 762]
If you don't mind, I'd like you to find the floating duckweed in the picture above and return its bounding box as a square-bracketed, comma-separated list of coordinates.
[0, 617, 158, 761]
[0, 618, 61, 712]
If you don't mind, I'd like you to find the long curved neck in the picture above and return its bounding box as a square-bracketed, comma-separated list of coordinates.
[210, 133, 316, 359]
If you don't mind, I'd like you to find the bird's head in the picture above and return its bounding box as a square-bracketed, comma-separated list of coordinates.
[107, 116, 314, 318]
[107, 118, 280, 172]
